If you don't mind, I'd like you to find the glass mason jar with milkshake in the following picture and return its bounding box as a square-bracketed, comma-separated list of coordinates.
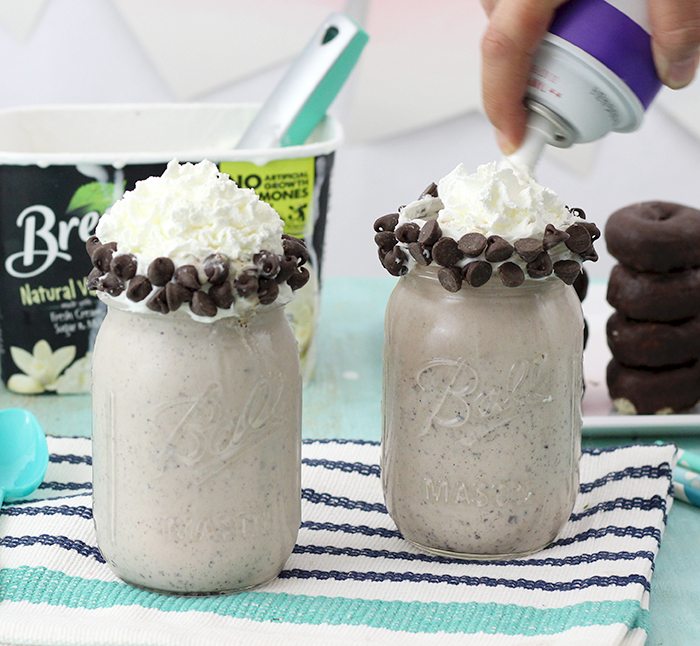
[89, 160, 309, 593]
[376, 161, 599, 558]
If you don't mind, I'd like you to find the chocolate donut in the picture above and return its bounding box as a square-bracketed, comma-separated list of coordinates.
[607, 264, 700, 322]
[605, 201, 700, 272]
[607, 359, 700, 414]
[607, 312, 700, 368]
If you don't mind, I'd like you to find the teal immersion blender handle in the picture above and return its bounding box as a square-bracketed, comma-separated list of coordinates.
[237, 12, 369, 149]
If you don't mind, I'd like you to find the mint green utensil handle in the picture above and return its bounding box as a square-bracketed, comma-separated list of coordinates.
[237, 12, 368, 149]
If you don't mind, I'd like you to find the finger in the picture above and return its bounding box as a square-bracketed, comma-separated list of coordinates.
[481, 0, 567, 153]
[480, 0, 498, 16]
[648, 0, 700, 89]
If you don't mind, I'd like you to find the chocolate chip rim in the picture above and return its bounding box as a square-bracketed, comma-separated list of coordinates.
[373, 196, 598, 290]
[85, 234, 310, 317]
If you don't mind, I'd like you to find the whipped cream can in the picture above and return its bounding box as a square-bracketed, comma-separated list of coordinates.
[0, 104, 341, 394]
[527, 0, 662, 145]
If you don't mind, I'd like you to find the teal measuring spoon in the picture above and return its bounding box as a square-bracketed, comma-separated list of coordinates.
[0, 408, 48, 505]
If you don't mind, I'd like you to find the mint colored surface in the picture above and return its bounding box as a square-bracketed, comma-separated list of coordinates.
[1, 276, 699, 644]
[0, 567, 648, 636]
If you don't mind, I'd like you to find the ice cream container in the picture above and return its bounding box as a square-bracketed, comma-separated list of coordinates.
[0, 103, 341, 394]
[525, 0, 661, 147]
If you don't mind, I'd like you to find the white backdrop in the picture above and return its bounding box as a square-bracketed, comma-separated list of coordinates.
[1, 0, 699, 281]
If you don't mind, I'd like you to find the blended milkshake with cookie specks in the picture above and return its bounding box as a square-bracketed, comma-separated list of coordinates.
[90, 160, 308, 593]
[377, 161, 598, 558]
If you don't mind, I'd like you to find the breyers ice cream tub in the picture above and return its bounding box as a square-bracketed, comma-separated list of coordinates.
[0, 104, 341, 393]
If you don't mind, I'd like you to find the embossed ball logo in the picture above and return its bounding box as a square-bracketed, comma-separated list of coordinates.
[154, 380, 284, 483]
[417, 356, 551, 444]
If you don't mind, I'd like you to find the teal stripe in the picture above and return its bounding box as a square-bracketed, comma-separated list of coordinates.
[0, 567, 648, 637]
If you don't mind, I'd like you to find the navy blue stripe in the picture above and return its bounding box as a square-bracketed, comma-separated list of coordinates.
[50, 453, 92, 465]
[302, 520, 402, 539]
[46, 434, 90, 440]
[0, 535, 105, 563]
[38, 481, 92, 491]
[303, 438, 380, 446]
[301, 520, 662, 548]
[569, 495, 667, 523]
[0, 505, 93, 520]
[549, 525, 660, 548]
[579, 464, 672, 493]
[293, 544, 655, 568]
[302, 458, 380, 477]
[302, 488, 387, 514]
[279, 568, 650, 592]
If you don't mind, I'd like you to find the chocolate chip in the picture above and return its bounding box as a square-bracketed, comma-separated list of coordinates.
[579, 221, 601, 241]
[276, 256, 297, 283]
[464, 261, 492, 287]
[146, 287, 169, 314]
[126, 275, 152, 302]
[419, 182, 438, 199]
[165, 282, 193, 311]
[485, 236, 513, 262]
[458, 233, 488, 257]
[254, 251, 280, 279]
[432, 237, 463, 267]
[417, 220, 442, 246]
[498, 262, 525, 288]
[203, 253, 230, 285]
[407, 242, 431, 265]
[375, 231, 398, 251]
[101, 273, 124, 296]
[395, 222, 420, 244]
[553, 260, 582, 285]
[209, 281, 235, 309]
[91, 244, 115, 272]
[377, 247, 388, 263]
[110, 253, 137, 280]
[235, 270, 259, 297]
[373, 213, 399, 233]
[288, 266, 310, 290]
[282, 235, 310, 264]
[438, 267, 462, 292]
[87, 268, 103, 290]
[86, 235, 101, 256]
[147, 257, 175, 286]
[514, 237, 543, 263]
[543, 224, 570, 250]
[190, 290, 217, 317]
[383, 246, 408, 276]
[564, 224, 592, 253]
[569, 207, 586, 220]
[526, 251, 553, 278]
[258, 278, 280, 305]
[579, 246, 599, 262]
[174, 265, 201, 290]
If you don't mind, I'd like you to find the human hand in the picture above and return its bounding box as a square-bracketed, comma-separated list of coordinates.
[481, 0, 700, 155]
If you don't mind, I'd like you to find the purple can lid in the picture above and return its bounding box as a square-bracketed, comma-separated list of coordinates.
[549, 0, 661, 108]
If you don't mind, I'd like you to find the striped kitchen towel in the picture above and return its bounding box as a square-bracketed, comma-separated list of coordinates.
[0, 437, 674, 646]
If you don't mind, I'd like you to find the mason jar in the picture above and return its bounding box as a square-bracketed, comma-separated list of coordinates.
[382, 266, 583, 558]
[91, 303, 301, 593]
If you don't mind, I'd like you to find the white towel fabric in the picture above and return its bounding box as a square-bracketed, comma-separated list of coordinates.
[0, 437, 675, 645]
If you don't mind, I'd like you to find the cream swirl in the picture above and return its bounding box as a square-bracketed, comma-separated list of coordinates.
[399, 160, 579, 242]
[96, 159, 284, 269]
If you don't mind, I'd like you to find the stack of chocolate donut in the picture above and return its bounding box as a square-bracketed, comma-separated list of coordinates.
[605, 202, 700, 414]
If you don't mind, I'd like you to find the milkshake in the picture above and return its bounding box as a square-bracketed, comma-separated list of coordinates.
[376, 161, 598, 557]
[90, 160, 308, 592]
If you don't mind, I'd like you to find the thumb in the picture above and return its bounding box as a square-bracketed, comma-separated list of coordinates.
[648, 0, 700, 89]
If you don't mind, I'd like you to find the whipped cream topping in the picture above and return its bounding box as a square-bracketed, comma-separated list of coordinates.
[399, 160, 579, 242]
[96, 159, 284, 270]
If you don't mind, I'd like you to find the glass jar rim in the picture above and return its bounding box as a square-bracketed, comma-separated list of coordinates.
[405, 264, 568, 295]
